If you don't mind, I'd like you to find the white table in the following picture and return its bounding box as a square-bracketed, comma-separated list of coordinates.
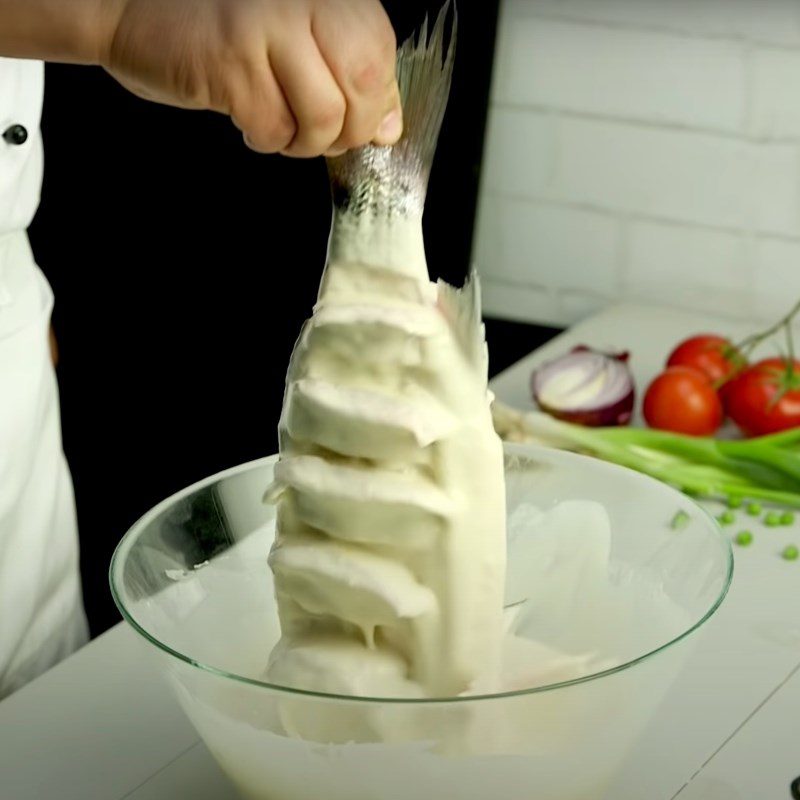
[2, 302, 799, 799]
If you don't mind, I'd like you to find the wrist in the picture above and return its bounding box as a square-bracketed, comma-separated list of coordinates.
[85, 0, 129, 65]
[0, 0, 129, 64]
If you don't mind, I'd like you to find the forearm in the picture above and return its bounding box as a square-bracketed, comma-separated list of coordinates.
[0, 0, 123, 64]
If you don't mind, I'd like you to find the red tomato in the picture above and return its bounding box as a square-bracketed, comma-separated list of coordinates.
[725, 358, 800, 436]
[643, 367, 724, 436]
[666, 334, 744, 385]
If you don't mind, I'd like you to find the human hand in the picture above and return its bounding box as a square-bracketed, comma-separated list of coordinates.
[101, 0, 402, 157]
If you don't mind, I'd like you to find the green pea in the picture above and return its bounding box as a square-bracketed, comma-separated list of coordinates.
[735, 531, 753, 547]
[670, 510, 690, 531]
[746, 502, 762, 516]
[780, 512, 795, 526]
[781, 545, 798, 561]
[727, 495, 743, 509]
[764, 512, 782, 527]
[717, 510, 736, 526]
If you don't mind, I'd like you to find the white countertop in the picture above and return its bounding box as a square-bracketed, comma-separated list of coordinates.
[2, 302, 799, 800]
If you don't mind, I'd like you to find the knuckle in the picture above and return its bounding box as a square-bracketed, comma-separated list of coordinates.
[243, 134, 273, 154]
[242, 132, 264, 153]
[351, 58, 384, 95]
[242, 115, 296, 153]
[232, 79, 297, 152]
[270, 114, 297, 146]
[377, 21, 397, 59]
[349, 19, 396, 95]
[309, 97, 346, 132]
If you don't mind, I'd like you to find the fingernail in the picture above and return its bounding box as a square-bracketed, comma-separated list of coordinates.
[377, 109, 403, 143]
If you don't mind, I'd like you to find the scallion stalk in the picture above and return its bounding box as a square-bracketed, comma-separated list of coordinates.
[492, 402, 800, 508]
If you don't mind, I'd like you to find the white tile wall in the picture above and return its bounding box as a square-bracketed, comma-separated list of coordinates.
[475, 196, 620, 291]
[552, 118, 797, 234]
[501, 19, 745, 132]
[625, 221, 752, 318]
[474, 0, 800, 326]
[515, 0, 800, 46]
[753, 238, 800, 319]
[752, 49, 800, 138]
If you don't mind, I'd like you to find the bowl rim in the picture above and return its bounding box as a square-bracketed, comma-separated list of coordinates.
[110, 443, 734, 706]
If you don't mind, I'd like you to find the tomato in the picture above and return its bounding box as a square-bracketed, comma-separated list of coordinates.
[724, 358, 800, 436]
[666, 334, 744, 385]
[643, 366, 724, 436]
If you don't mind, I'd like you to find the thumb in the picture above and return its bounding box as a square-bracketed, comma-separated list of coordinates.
[372, 82, 403, 146]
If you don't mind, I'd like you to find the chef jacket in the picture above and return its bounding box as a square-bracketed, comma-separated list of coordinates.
[0, 56, 88, 697]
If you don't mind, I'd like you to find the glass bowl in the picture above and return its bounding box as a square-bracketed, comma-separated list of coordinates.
[110, 444, 732, 800]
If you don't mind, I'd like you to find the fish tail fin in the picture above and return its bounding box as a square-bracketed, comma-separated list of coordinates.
[395, 1, 457, 179]
[327, 2, 457, 217]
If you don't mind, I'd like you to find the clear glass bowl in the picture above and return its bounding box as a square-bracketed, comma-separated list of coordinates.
[110, 444, 732, 800]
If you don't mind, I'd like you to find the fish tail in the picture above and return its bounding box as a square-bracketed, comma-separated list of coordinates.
[327, 2, 457, 218]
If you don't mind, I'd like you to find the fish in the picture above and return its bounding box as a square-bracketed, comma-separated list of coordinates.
[264, 1, 508, 705]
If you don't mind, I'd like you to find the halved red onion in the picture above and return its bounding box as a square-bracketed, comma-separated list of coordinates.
[530, 346, 635, 427]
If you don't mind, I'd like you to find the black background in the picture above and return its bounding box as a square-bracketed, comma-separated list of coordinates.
[27, 0, 558, 636]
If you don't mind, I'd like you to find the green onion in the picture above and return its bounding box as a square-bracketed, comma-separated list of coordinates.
[782, 545, 798, 561]
[492, 405, 800, 508]
[735, 531, 753, 546]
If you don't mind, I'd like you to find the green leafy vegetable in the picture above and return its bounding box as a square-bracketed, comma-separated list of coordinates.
[493, 403, 800, 508]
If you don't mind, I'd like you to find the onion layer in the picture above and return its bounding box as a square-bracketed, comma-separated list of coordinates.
[530, 346, 635, 427]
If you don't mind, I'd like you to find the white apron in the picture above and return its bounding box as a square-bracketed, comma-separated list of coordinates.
[0, 57, 88, 697]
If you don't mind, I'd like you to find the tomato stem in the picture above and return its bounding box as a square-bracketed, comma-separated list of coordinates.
[715, 298, 800, 393]
[735, 298, 800, 355]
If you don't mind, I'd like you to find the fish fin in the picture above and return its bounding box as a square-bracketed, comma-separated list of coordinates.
[437, 269, 489, 379]
[327, 1, 456, 215]
[395, 0, 457, 177]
